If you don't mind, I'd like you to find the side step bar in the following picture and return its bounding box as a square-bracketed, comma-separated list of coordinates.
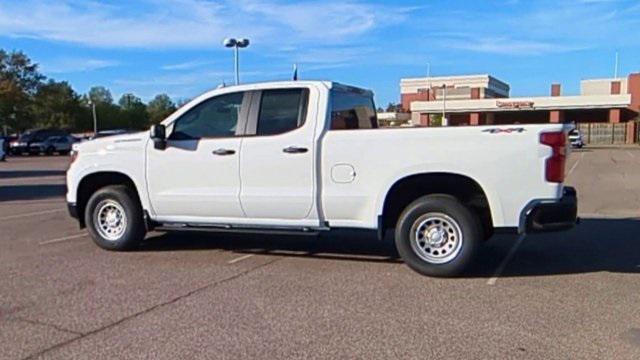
[154, 222, 331, 236]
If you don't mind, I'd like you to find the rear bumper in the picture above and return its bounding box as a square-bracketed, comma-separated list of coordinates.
[521, 187, 578, 233]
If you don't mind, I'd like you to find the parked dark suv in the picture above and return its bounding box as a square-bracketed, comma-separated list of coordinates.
[9, 129, 69, 155]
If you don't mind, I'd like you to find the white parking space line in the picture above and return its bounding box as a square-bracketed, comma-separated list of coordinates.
[567, 152, 584, 177]
[0, 208, 63, 221]
[627, 151, 635, 158]
[227, 254, 254, 264]
[39, 233, 87, 245]
[487, 234, 526, 286]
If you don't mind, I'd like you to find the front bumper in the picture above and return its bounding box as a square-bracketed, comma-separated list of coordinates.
[10, 145, 28, 154]
[523, 187, 578, 233]
[67, 202, 79, 220]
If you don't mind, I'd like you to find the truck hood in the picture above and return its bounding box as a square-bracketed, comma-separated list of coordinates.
[77, 131, 147, 154]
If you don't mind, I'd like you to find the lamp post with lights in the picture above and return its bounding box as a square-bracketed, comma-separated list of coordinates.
[223, 38, 250, 85]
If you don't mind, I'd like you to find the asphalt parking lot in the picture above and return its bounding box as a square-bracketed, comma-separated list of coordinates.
[1, 148, 640, 359]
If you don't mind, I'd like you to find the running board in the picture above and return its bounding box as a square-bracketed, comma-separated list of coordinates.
[155, 222, 330, 236]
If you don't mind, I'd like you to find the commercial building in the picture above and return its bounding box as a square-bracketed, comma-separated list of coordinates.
[400, 73, 640, 143]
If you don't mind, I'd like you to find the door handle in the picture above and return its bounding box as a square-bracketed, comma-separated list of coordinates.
[212, 148, 236, 156]
[283, 146, 308, 154]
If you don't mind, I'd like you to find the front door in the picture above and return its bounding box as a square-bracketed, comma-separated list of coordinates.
[147, 91, 247, 220]
[239, 88, 317, 221]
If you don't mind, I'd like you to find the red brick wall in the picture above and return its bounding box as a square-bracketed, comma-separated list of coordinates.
[609, 108, 621, 123]
[401, 92, 431, 112]
[549, 110, 563, 123]
[611, 81, 621, 95]
[470, 113, 480, 125]
[419, 113, 430, 126]
[628, 73, 640, 112]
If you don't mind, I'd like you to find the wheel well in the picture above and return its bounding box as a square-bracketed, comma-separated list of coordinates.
[76, 172, 140, 227]
[381, 173, 493, 239]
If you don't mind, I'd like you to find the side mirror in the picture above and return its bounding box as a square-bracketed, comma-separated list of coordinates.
[150, 124, 166, 150]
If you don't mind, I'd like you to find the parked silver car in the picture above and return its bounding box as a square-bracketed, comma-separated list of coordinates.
[29, 135, 78, 155]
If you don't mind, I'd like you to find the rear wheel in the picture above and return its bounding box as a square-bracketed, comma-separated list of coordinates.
[46, 146, 55, 155]
[84, 185, 146, 251]
[395, 195, 481, 277]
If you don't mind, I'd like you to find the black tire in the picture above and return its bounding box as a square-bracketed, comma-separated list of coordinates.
[84, 185, 146, 251]
[395, 194, 481, 277]
[46, 146, 54, 155]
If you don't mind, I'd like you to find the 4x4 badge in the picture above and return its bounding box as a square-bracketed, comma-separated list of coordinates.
[482, 127, 526, 134]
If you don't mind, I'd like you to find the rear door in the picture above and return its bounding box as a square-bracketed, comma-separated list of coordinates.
[239, 87, 319, 222]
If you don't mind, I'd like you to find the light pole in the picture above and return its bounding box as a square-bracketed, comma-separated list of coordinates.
[88, 100, 98, 135]
[441, 84, 448, 127]
[223, 38, 250, 85]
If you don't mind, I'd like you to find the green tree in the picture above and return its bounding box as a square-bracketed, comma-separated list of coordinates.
[176, 98, 191, 109]
[118, 93, 149, 129]
[0, 50, 45, 132]
[429, 114, 443, 127]
[31, 80, 82, 129]
[385, 102, 401, 112]
[147, 93, 176, 124]
[88, 86, 113, 105]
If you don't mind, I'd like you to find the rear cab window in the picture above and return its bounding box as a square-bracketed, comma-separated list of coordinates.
[330, 88, 378, 130]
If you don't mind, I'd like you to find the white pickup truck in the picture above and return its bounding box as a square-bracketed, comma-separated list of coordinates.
[66, 81, 577, 277]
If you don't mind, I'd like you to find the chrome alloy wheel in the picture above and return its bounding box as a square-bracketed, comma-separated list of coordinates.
[95, 200, 127, 241]
[410, 212, 463, 264]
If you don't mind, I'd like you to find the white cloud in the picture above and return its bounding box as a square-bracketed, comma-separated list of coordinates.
[0, 0, 412, 49]
[161, 60, 216, 71]
[43, 58, 119, 73]
[411, 0, 640, 56]
[446, 37, 587, 56]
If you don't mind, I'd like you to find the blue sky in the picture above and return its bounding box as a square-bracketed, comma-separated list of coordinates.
[1, 0, 639, 106]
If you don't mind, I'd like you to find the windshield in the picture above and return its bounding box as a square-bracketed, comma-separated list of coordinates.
[18, 131, 35, 142]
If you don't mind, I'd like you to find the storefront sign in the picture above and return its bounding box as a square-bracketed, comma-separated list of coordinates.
[496, 100, 534, 109]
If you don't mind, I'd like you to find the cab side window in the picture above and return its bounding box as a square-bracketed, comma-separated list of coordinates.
[256, 89, 309, 136]
[171, 92, 244, 140]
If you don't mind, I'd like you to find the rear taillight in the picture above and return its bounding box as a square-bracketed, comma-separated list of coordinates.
[540, 131, 567, 183]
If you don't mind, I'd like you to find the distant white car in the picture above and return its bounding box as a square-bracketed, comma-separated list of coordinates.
[568, 129, 584, 148]
[0, 138, 5, 161]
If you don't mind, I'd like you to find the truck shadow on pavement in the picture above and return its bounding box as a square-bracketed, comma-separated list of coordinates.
[140, 229, 402, 264]
[470, 217, 640, 278]
[140, 218, 640, 277]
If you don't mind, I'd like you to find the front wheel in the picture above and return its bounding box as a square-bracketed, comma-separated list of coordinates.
[85, 185, 146, 251]
[395, 195, 481, 277]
